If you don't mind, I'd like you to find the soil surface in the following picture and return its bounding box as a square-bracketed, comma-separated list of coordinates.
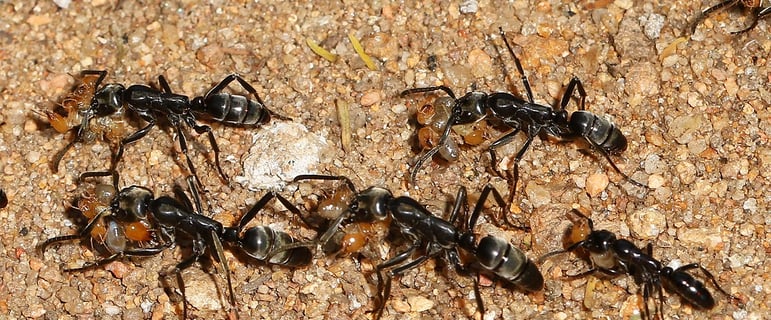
[0, 1, 768, 319]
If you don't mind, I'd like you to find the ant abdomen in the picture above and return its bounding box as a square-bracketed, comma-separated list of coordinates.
[239, 226, 312, 267]
[662, 267, 716, 309]
[476, 235, 544, 292]
[569, 111, 628, 154]
[199, 93, 269, 125]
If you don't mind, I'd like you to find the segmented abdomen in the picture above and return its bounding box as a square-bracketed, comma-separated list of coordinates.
[476, 235, 544, 292]
[240, 226, 312, 267]
[204, 93, 268, 125]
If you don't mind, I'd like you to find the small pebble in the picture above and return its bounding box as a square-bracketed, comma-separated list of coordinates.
[525, 182, 551, 208]
[467, 48, 492, 78]
[408, 296, 434, 312]
[669, 115, 702, 145]
[647, 174, 665, 188]
[677, 228, 724, 250]
[627, 206, 666, 240]
[459, 0, 478, 14]
[360, 90, 382, 107]
[585, 173, 609, 197]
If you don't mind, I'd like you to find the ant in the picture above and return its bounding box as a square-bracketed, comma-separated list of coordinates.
[51, 70, 289, 188]
[539, 209, 742, 320]
[0, 188, 7, 209]
[285, 175, 543, 319]
[690, 0, 770, 34]
[401, 28, 646, 205]
[41, 171, 312, 318]
[39, 173, 172, 272]
[46, 72, 129, 173]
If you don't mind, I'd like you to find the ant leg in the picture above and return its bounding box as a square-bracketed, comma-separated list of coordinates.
[563, 267, 599, 280]
[283, 174, 358, 250]
[560, 77, 587, 111]
[171, 122, 206, 190]
[730, 6, 769, 34]
[172, 176, 204, 215]
[472, 272, 485, 317]
[190, 122, 228, 182]
[40, 205, 115, 254]
[51, 138, 79, 173]
[186, 175, 204, 214]
[689, 0, 740, 34]
[208, 230, 238, 318]
[159, 237, 206, 319]
[372, 244, 419, 319]
[473, 184, 528, 231]
[64, 253, 122, 271]
[447, 186, 468, 225]
[400, 85, 458, 99]
[157, 75, 173, 94]
[204, 74, 238, 97]
[499, 27, 534, 103]
[112, 119, 156, 172]
[410, 147, 442, 184]
[38, 234, 82, 254]
[293, 174, 358, 193]
[488, 126, 523, 178]
[64, 247, 167, 271]
[236, 192, 278, 230]
[584, 138, 648, 188]
[537, 236, 590, 264]
[504, 133, 538, 210]
[640, 282, 652, 320]
[81, 70, 108, 89]
[77, 170, 118, 188]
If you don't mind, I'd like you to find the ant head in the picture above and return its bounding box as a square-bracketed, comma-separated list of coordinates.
[91, 83, 125, 116]
[454, 92, 488, 124]
[583, 229, 616, 253]
[112, 186, 154, 222]
[351, 187, 393, 221]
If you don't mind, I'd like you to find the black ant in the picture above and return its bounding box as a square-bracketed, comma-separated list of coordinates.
[41, 171, 312, 318]
[539, 209, 742, 320]
[286, 175, 543, 319]
[0, 188, 7, 209]
[401, 29, 646, 205]
[39, 173, 172, 271]
[51, 70, 289, 187]
[690, 0, 770, 34]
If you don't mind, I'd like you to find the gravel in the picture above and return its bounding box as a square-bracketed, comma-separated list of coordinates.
[1, 1, 768, 319]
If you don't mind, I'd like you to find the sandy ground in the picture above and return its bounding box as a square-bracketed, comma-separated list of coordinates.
[0, 0, 769, 319]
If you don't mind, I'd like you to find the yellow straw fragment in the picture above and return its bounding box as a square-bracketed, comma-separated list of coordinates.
[348, 33, 378, 71]
[306, 38, 338, 62]
[336, 99, 352, 152]
[659, 36, 687, 60]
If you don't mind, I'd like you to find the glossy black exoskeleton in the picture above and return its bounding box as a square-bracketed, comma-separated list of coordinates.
[402, 29, 646, 205]
[540, 209, 741, 320]
[286, 175, 542, 319]
[52, 70, 289, 187]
